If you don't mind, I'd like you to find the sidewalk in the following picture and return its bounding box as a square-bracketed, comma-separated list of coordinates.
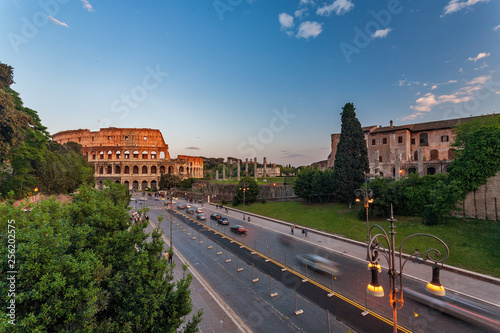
[215, 203, 500, 309]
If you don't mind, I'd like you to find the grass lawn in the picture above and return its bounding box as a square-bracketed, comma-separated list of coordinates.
[240, 201, 500, 278]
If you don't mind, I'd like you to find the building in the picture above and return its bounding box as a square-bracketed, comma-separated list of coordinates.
[326, 116, 490, 178]
[53, 127, 203, 190]
[255, 165, 281, 177]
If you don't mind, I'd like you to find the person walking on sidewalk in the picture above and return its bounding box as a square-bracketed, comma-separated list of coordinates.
[168, 249, 173, 264]
[163, 251, 169, 262]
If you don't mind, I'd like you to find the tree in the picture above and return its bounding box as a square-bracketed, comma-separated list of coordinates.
[448, 118, 500, 198]
[332, 103, 369, 207]
[232, 177, 259, 205]
[0, 183, 202, 332]
[159, 173, 181, 190]
[293, 167, 315, 203]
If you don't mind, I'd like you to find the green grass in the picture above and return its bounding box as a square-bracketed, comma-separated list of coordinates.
[240, 201, 500, 278]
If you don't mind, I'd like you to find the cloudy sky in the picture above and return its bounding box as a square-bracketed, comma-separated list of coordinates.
[1, 0, 499, 166]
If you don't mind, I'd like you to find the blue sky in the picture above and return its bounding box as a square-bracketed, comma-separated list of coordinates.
[1, 0, 499, 166]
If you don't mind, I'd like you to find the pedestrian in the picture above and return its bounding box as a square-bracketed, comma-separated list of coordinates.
[291, 225, 294, 234]
[168, 250, 173, 264]
[163, 251, 169, 261]
[304, 229, 308, 237]
[302, 228, 305, 237]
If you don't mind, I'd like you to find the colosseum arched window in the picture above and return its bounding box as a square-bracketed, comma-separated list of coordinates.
[159, 151, 166, 159]
[133, 166, 139, 174]
[151, 180, 157, 190]
[124, 151, 130, 159]
[160, 166, 165, 174]
[116, 151, 121, 159]
[115, 165, 121, 174]
[100, 151, 104, 160]
[107, 166, 112, 174]
[142, 181, 148, 190]
[99, 166, 103, 174]
[133, 181, 139, 190]
[179, 166, 184, 174]
[168, 166, 174, 174]
[124, 166, 130, 174]
[151, 151, 157, 159]
[142, 166, 148, 174]
[142, 151, 148, 159]
[151, 166, 157, 174]
[133, 151, 139, 159]
[108, 151, 113, 159]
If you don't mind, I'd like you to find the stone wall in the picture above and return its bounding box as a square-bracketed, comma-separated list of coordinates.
[205, 183, 298, 203]
[457, 171, 500, 220]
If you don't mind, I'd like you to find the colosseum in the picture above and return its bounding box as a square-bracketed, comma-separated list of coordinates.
[52, 127, 204, 190]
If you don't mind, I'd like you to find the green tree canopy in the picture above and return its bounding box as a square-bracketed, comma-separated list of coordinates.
[332, 103, 369, 207]
[232, 177, 259, 205]
[0, 183, 202, 332]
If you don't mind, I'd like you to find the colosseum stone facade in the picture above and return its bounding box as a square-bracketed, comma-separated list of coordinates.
[52, 127, 203, 190]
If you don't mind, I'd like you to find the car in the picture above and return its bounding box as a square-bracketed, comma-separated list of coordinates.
[185, 204, 192, 209]
[177, 203, 186, 209]
[295, 254, 340, 275]
[230, 225, 248, 234]
[217, 217, 229, 225]
[193, 206, 203, 213]
[197, 213, 207, 220]
[211, 213, 222, 220]
[186, 208, 194, 214]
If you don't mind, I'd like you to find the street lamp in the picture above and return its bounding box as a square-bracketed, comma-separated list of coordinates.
[200, 184, 205, 207]
[354, 178, 374, 251]
[34, 187, 39, 203]
[366, 204, 449, 333]
[239, 184, 249, 221]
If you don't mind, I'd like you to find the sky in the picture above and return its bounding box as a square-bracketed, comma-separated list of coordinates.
[1, 0, 499, 167]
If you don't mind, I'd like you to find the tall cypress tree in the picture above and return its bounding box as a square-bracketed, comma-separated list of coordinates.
[332, 103, 369, 207]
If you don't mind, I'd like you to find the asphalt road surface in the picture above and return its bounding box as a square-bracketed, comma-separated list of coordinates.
[134, 195, 500, 333]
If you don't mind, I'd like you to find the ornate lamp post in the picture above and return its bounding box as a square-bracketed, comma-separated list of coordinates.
[34, 187, 39, 203]
[366, 205, 449, 333]
[354, 178, 374, 247]
[239, 184, 249, 221]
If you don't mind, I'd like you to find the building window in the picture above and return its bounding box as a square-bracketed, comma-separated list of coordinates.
[108, 136, 111, 140]
[419, 133, 428, 146]
[411, 138, 415, 145]
[116, 151, 121, 159]
[92, 154, 96, 160]
[92, 137, 95, 141]
[125, 136, 129, 140]
[383, 138, 387, 144]
[108, 151, 112, 159]
[151, 151, 157, 159]
[142, 151, 148, 159]
[398, 136, 403, 144]
[124, 151, 130, 159]
[133, 151, 139, 159]
[142, 166, 148, 174]
[133, 166, 139, 174]
[372, 139, 376, 145]
[441, 135, 449, 142]
[379, 156, 383, 162]
[430, 149, 439, 160]
[144, 136, 147, 141]
[99, 151, 104, 160]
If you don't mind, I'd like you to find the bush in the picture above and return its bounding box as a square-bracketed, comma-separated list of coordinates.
[261, 197, 267, 204]
[422, 207, 439, 226]
[221, 198, 227, 205]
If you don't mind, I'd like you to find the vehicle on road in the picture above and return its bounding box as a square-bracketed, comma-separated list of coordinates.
[211, 213, 222, 220]
[197, 213, 207, 220]
[177, 204, 186, 209]
[230, 225, 248, 234]
[186, 208, 194, 214]
[217, 217, 229, 225]
[195, 206, 203, 213]
[295, 254, 340, 275]
[185, 204, 192, 209]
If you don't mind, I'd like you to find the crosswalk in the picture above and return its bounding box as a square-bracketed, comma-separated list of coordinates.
[148, 206, 165, 211]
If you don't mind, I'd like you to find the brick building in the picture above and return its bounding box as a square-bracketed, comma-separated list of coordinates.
[53, 127, 203, 190]
[327, 115, 488, 178]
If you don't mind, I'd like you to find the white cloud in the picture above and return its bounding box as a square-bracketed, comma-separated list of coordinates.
[431, 85, 438, 90]
[494, 24, 500, 31]
[468, 52, 490, 62]
[408, 75, 491, 116]
[296, 21, 323, 39]
[300, 0, 315, 5]
[372, 28, 392, 39]
[295, 8, 307, 18]
[317, 0, 354, 16]
[81, 0, 93, 12]
[448, 80, 457, 83]
[279, 13, 294, 29]
[48, 16, 69, 27]
[442, 0, 489, 16]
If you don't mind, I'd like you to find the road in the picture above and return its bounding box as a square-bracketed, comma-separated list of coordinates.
[134, 195, 500, 333]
